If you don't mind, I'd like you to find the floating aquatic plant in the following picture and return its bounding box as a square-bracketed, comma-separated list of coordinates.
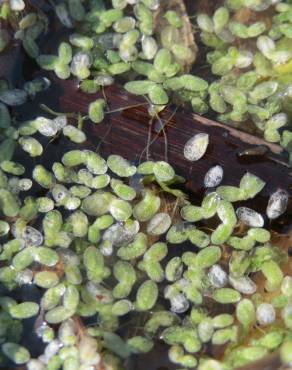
[0, 106, 289, 368]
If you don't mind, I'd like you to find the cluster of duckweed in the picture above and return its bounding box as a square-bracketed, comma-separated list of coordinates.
[35, 0, 202, 110]
[0, 0, 202, 153]
[197, 0, 292, 161]
[0, 104, 290, 370]
[1, 1, 292, 370]
[1, 0, 292, 159]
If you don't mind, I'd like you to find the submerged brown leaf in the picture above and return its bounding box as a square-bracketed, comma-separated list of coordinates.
[153, 0, 197, 72]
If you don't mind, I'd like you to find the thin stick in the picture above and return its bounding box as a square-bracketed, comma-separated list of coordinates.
[40, 103, 76, 118]
[101, 86, 110, 111]
[171, 197, 179, 219]
[141, 105, 178, 162]
[146, 117, 154, 161]
[155, 112, 169, 162]
[96, 121, 114, 152]
[105, 102, 148, 114]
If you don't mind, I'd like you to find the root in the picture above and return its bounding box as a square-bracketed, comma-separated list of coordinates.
[139, 104, 178, 163]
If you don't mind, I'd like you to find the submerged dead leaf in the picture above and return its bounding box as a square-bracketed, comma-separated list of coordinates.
[233, 4, 275, 28]
[153, 0, 198, 72]
[233, 6, 253, 23]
